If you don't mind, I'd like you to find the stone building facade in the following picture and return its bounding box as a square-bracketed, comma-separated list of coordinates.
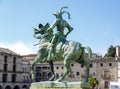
[22, 54, 52, 81]
[115, 46, 120, 82]
[22, 60, 31, 84]
[23, 53, 120, 89]
[53, 58, 119, 89]
[118, 60, 120, 82]
[0, 47, 30, 89]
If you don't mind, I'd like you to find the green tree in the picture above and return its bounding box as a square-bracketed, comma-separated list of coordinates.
[89, 76, 99, 89]
[104, 45, 116, 57]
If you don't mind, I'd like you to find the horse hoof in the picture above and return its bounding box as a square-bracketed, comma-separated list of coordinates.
[49, 78, 54, 81]
[56, 79, 62, 82]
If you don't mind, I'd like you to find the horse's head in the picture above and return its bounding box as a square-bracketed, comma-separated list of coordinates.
[34, 23, 50, 35]
[33, 23, 53, 43]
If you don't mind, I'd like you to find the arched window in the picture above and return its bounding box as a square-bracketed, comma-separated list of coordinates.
[22, 85, 27, 89]
[5, 86, 11, 89]
[13, 85, 20, 89]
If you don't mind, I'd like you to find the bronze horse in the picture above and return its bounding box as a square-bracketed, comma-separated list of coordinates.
[31, 23, 93, 82]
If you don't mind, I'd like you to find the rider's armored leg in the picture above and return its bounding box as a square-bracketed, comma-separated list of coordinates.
[47, 45, 54, 60]
[47, 34, 58, 61]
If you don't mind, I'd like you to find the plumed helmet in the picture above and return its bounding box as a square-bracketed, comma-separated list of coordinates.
[53, 6, 71, 19]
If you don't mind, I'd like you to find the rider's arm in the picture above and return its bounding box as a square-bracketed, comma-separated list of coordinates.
[65, 22, 73, 37]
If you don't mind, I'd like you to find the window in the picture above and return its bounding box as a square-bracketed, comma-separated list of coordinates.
[71, 64, 74, 66]
[2, 74, 7, 83]
[12, 74, 16, 83]
[109, 63, 112, 66]
[81, 64, 84, 68]
[4, 55, 8, 72]
[4, 55, 8, 63]
[13, 57, 16, 64]
[30, 74, 32, 79]
[90, 64, 93, 68]
[13, 65, 16, 72]
[4, 64, 8, 72]
[104, 81, 109, 88]
[23, 76, 25, 81]
[61, 67, 64, 69]
[100, 63, 103, 66]
[76, 72, 80, 76]
[56, 67, 59, 69]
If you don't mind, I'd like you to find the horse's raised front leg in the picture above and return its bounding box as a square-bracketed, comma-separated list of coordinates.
[31, 55, 41, 82]
[49, 60, 55, 81]
[56, 57, 71, 82]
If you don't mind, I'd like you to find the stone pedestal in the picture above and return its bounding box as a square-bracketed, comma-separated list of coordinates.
[30, 81, 90, 89]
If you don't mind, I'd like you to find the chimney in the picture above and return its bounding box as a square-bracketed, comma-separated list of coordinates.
[116, 46, 120, 57]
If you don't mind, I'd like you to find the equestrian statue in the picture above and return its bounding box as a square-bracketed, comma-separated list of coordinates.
[31, 6, 93, 82]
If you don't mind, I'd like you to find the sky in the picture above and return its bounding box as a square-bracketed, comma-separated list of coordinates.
[0, 0, 120, 56]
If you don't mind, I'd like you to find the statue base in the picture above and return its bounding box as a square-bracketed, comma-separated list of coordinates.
[30, 81, 91, 89]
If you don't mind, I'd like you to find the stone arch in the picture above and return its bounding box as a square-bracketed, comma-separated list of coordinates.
[22, 85, 27, 89]
[5, 86, 11, 89]
[13, 85, 20, 89]
[0, 86, 2, 89]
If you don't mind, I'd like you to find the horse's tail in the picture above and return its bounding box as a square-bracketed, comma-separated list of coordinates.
[84, 46, 93, 61]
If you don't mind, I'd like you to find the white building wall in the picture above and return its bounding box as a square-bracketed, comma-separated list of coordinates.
[118, 62, 120, 82]
[110, 82, 120, 89]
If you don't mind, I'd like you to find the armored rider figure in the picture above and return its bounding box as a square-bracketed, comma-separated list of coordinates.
[47, 6, 73, 61]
